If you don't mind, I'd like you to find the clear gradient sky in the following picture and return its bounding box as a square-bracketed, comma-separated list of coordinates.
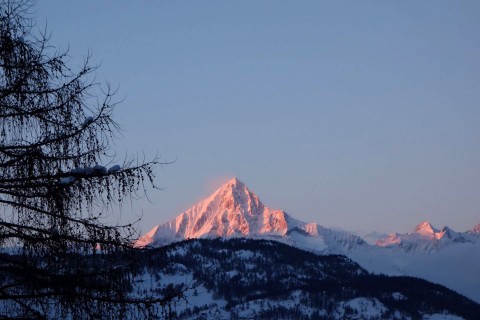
[35, 1, 480, 235]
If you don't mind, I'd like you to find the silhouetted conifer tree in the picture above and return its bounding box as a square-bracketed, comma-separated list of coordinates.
[0, 1, 177, 318]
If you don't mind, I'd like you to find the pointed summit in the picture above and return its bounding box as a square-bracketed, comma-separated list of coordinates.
[224, 176, 244, 187]
[472, 223, 480, 233]
[414, 221, 438, 235]
[210, 177, 264, 216]
[136, 178, 290, 246]
[216, 177, 245, 193]
[216, 177, 248, 198]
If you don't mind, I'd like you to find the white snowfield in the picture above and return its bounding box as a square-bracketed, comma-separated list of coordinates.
[137, 177, 480, 303]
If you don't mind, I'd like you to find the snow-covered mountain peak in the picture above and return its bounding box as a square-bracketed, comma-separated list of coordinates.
[471, 223, 480, 233]
[224, 176, 244, 188]
[437, 226, 459, 239]
[215, 177, 246, 196]
[136, 178, 366, 251]
[209, 177, 264, 216]
[414, 221, 438, 236]
[375, 233, 401, 247]
[136, 178, 289, 246]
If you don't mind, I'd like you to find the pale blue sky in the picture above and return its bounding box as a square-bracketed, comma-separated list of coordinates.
[36, 1, 480, 235]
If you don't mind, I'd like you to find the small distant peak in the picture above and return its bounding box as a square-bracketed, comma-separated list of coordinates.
[414, 221, 437, 234]
[376, 232, 401, 247]
[416, 220, 432, 228]
[472, 223, 480, 233]
[441, 226, 450, 232]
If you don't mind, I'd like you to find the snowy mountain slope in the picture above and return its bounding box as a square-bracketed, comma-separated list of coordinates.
[136, 177, 366, 252]
[132, 238, 480, 320]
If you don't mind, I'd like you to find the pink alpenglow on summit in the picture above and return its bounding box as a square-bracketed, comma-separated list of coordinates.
[135, 177, 365, 251]
[470, 223, 480, 234]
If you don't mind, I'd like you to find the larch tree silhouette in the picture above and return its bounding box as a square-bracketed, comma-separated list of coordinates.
[0, 1, 179, 318]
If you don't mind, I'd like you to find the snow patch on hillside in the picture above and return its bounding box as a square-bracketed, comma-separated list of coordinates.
[336, 298, 387, 319]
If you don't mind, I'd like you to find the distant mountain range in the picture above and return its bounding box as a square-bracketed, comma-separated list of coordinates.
[376, 220, 479, 252]
[137, 177, 480, 303]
